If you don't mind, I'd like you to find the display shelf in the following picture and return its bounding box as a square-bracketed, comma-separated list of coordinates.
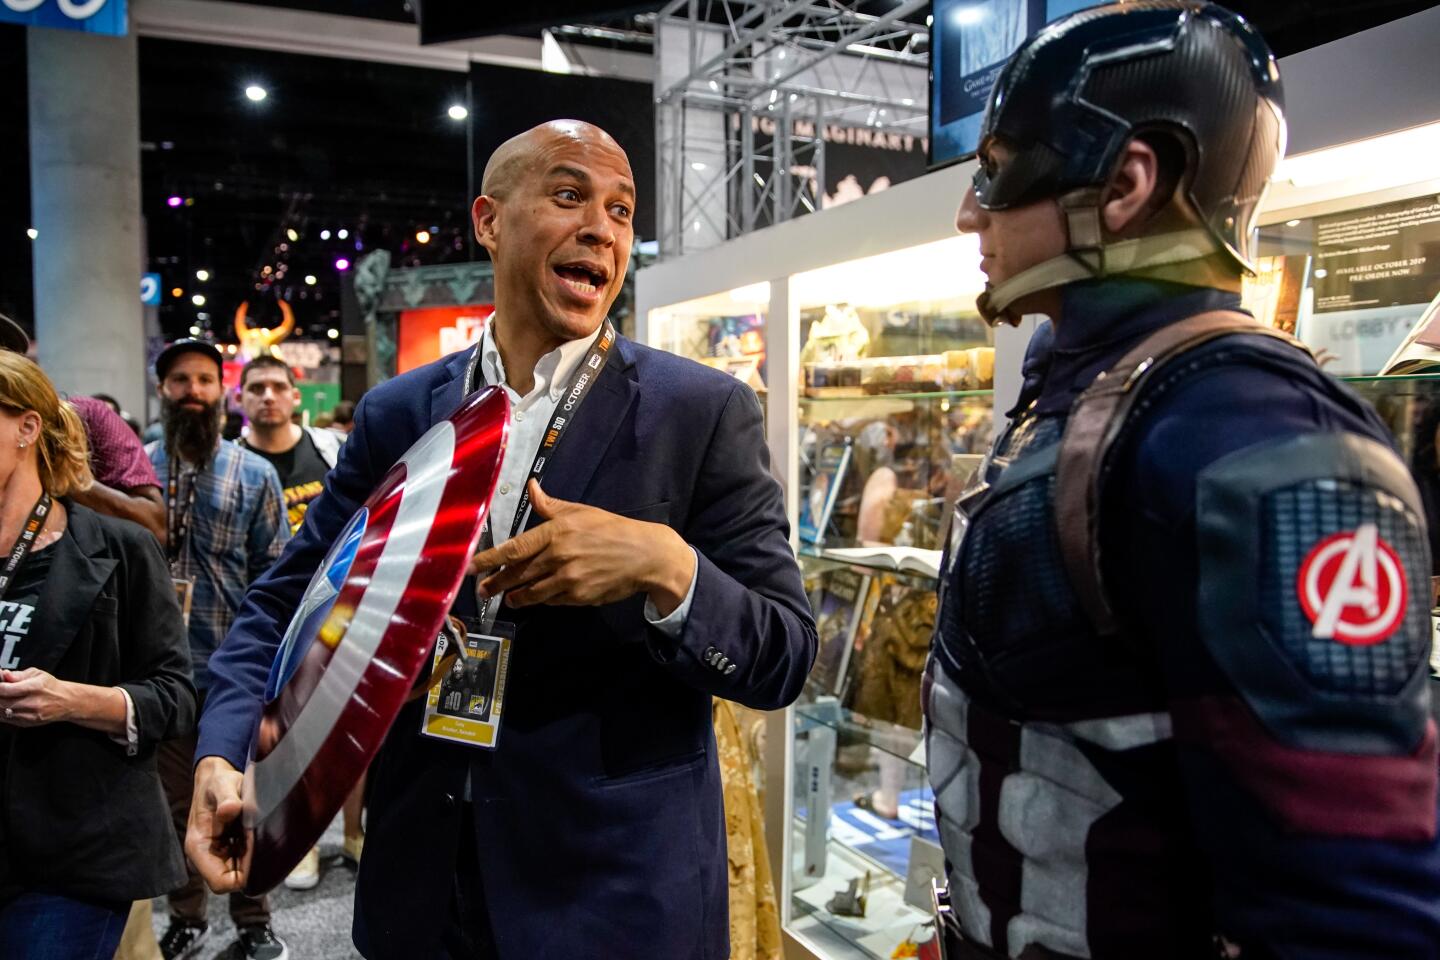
[790, 829, 933, 960]
[801, 388, 995, 403]
[797, 701, 925, 768]
[1342, 373, 1440, 384]
[798, 542, 941, 588]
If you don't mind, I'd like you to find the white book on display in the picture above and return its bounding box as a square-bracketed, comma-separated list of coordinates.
[820, 546, 943, 579]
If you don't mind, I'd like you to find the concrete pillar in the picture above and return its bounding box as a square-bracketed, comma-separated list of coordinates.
[27, 27, 145, 414]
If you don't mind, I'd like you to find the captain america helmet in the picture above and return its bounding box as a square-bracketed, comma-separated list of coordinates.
[971, 1, 1285, 273]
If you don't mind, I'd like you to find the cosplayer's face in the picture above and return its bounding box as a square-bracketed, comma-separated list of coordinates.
[955, 140, 1067, 297]
[479, 130, 636, 344]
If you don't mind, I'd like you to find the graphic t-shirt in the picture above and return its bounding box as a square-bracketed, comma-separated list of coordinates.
[243, 430, 331, 534]
[0, 537, 58, 898]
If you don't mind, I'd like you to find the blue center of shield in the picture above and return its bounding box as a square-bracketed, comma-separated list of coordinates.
[264, 507, 368, 702]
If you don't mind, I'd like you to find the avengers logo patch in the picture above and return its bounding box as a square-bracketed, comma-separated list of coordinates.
[1296, 523, 1407, 646]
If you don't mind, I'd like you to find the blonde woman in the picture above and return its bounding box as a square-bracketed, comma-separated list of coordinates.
[0, 353, 194, 960]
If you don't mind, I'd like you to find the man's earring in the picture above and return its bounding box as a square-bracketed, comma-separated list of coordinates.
[16, 441, 26, 450]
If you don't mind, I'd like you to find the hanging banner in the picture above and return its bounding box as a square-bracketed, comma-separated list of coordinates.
[0, 0, 127, 36]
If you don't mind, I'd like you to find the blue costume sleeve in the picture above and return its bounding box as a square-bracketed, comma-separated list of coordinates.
[1109, 351, 1440, 957]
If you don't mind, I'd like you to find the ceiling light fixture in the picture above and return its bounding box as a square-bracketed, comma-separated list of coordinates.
[245, 84, 267, 102]
[448, 104, 468, 121]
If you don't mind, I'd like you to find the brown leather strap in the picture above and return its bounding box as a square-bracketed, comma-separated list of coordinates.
[1054, 310, 1314, 636]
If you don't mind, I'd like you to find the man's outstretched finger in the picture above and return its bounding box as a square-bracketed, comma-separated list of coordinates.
[468, 525, 551, 577]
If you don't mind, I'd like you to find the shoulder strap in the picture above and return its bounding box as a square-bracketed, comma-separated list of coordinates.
[1054, 310, 1314, 636]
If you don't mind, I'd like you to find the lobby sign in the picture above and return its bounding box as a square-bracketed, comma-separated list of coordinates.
[0, 0, 127, 36]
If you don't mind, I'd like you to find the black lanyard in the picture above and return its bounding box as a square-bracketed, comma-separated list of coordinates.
[165, 458, 201, 570]
[466, 318, 618, 544]
[0, 493, 52, 603]
[467, 319, 618, 624]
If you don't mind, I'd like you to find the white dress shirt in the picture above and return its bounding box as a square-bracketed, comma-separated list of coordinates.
[474, 320, 696, 635]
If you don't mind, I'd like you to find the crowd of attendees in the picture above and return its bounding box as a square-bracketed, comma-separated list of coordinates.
[0, 318, 352, 960]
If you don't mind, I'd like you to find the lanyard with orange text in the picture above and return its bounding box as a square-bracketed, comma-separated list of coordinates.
[468, 319, 618, 630]
[0, 494, 51, 603]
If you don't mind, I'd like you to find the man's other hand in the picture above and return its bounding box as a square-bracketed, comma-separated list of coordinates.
[469, 480, 695, 615]
[185, 755, 252, 893]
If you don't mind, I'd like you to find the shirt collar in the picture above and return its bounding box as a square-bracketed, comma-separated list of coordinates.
[479, 316, 602, 402]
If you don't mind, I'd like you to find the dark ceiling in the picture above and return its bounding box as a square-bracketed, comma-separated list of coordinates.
[1, 0, 1436, 346]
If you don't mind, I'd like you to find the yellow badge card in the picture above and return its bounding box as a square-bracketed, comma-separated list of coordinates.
[419, 618, 512, 750]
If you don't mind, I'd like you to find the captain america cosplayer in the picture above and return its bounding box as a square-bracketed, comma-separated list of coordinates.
[924, 3, 1440, 959]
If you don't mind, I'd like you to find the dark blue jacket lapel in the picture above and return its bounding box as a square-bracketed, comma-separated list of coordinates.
[526, 335, 639, 524]
[429, 345, 476, 423]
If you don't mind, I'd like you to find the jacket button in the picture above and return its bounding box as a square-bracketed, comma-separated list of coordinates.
[724, 663, 737, 676]
[715, 656, 730, 671]
[442, 792, 457, 809]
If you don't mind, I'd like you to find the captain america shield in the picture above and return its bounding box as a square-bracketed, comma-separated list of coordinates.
[242, 385, 509, 894]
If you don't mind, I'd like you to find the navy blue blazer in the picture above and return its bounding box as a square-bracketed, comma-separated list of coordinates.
[198, 334, 817, 960]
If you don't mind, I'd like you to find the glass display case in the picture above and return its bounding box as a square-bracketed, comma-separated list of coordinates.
[644, 281, 771, 392]
[786, 236, 991, 958]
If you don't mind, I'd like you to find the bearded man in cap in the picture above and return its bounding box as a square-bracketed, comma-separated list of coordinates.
[145, 339, 292, 960]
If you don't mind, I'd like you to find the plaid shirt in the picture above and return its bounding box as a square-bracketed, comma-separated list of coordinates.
[146, 438, 290, 691]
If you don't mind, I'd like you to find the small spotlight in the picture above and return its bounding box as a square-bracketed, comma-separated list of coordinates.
[167, 196, 183, 208]
[286, 228, 299, 242]
[691, 161, 708, 171]
[334, 258, 350, 271]
[1286, 219, 1302, 227]
[245, 84, 267, 102]
[25, 228, 36, 240]
[171, 287, 184, 298]
[416, 230, 431, 244]
[327, 328, 340, 339]
[192, 294, 206, 307]
[337, 229, 349, 239]
[188, 325, 201, 335]
[304, 275, 317, 285]
[448, 104, 469, 121]
[195, 269, 210, 282]
[320, 229, 331, 240]
[197, 312, 210, 321]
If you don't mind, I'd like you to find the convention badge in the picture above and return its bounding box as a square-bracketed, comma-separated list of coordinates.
[419, 616, 513, 750]
[241, 385, 510, 895]
[172, 577, 195, 627]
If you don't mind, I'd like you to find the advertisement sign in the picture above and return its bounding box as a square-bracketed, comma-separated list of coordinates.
[397, 304, 494, 374]
[0, 0, 127, 36]
[1298, 195, 1440, 375]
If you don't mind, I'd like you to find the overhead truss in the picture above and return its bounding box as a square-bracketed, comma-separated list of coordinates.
[655, 0, 931, 258]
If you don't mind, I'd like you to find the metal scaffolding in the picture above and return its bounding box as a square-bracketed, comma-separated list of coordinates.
[655, 0, 931, 259]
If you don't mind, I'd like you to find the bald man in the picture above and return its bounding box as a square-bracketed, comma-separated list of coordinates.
[187, 121, 816, 960]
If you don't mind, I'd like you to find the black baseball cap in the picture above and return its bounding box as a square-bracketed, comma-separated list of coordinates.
[0, 313, 30, 354]
[155, 338, 224, 380]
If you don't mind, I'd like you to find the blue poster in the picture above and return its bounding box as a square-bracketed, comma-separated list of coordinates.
[0, 0, 127, 37]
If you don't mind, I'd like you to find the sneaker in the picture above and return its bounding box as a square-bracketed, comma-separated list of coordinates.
[233, 924, 290, 960]
[158, 919, 209, 960]
[283, 845, 321, 890]
[342, 831, 364, 866]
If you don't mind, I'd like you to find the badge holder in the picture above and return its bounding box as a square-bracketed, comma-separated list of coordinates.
[419, 614, 513, 750]
[172, 578, 195, 627]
